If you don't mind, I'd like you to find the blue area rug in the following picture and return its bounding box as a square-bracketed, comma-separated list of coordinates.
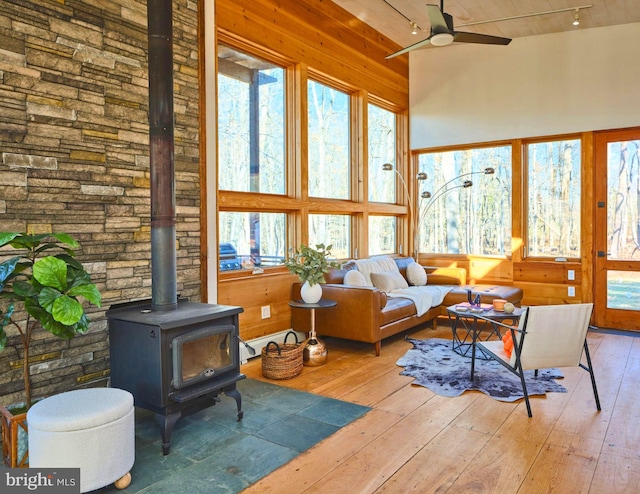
[397, 338, 566, 402]
[94, 379, 370, 493]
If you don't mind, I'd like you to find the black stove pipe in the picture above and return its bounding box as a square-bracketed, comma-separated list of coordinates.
[148, 0, 177, 311]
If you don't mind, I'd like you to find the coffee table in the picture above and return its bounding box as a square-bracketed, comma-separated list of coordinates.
[446, 304, 524, 379]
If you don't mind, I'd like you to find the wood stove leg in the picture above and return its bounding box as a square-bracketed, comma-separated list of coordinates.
[155, 411, 181, 455]
[224, 386, 243, 421]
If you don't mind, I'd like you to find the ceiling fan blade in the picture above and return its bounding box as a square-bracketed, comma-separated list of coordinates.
[385, 37, 432, 59]
[453, 31, 512, 45]
[385, 2, 511, 59]
[426, 4, 450, 33]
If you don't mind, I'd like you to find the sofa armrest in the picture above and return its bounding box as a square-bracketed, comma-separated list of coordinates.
[291, 282, 384, 343]
[424, 266, 467, 285]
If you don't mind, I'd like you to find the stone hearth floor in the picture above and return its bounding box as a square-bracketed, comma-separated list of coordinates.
[1, 379, 369, 493]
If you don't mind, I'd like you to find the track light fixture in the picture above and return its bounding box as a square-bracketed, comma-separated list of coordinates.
[410, 21, 419, 35]
[457, 5, 592, 29]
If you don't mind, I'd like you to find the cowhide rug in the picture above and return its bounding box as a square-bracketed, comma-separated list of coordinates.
[397, 338, 566, 402]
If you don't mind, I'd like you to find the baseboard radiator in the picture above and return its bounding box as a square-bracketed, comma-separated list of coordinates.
[239, 329, 306, 363]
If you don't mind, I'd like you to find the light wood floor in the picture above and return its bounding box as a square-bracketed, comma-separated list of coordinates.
[240, 321, 640, 493]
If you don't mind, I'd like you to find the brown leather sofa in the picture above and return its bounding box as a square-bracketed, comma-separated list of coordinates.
[291, 257, 523, 356]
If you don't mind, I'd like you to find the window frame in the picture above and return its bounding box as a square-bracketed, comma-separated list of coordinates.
[411, 133, 585, 265]
[366, 96, 409, 256]
[522, 134, 583, 262]
[306, 77, 352, 201]
[413, 142, 513, 258]
[216, 34, 409, 279]
[308, 213, 352, 260]
[367, 102, 398, 205]
[216, 46, 287, 196]
[368, 214, 398, 256]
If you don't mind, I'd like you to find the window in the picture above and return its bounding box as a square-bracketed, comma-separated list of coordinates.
[368, 216, 396, 255]
[368, 104, 396, 203]
[218, 45, 285, 194]
[367, 104, 399, 255]
[526, 139, 581, 258]
[216, 39, 405, 274]
[608, 271, 640, 310]
[217, 45, 288, 273]
[416, 146, 512, 256]
[607, 139, 640, 261]
[309, 214, 350, 259]
[308, 80, 350, 199]
[218, 212, 286, 271]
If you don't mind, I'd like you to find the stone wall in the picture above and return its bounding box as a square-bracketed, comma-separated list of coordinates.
[0, 0, 201, 405]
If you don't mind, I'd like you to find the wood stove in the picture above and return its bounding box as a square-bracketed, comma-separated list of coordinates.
[107, 299, 245, 454]
[105, 0, 251, 457]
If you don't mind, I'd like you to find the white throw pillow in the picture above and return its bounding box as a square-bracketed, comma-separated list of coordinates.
[344, 269, 368, 287]
[353, 256, 399, 286]
[406, 262, 427, 286]
[370, 271, 409, 294]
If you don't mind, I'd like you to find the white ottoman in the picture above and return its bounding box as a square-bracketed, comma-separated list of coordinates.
[27, 388, 135, 493]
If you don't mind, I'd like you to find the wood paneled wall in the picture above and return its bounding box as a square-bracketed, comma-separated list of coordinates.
[217, 272, 299, 341]
[421, 255, 588, 306]
[215, 0, 408, 108]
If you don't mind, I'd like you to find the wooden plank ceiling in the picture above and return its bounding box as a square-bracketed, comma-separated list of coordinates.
[332, 0, 640, 54]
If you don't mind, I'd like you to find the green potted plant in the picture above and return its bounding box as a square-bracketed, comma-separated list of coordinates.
[283, 243, 340, 303]
[0, 232, 102, 466]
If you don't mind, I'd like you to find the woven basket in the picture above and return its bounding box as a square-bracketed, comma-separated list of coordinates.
[261, 331, 303, 380]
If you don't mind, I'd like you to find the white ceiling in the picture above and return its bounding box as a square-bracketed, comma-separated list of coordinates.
[332, 0, 640, 54]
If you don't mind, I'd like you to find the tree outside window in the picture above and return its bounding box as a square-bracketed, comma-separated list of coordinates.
[368, 104, 396, 203]
[217, 45, 287, 272]
[308, 81, 350, 199]
[369, 216, 396, 256]
[526, 139, 581, 258]
[417, 146, 512, 256]
[606, 140, 639, 261]
[218, 45, 285, 194]
[309, 214, 350, 259]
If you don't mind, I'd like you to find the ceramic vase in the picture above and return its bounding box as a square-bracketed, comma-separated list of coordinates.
[300, 281, 322, 304]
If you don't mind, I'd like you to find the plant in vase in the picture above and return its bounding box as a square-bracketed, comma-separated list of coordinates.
[283, 243, 340, 303]
[0, 232, 102, 466]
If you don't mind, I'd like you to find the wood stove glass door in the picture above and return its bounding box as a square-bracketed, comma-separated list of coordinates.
[172, 325, 236, 388]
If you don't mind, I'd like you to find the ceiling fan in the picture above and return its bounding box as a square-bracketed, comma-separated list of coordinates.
[386, 0, 512, 59]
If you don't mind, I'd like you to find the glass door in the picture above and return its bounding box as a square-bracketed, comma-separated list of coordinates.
[594, 128, 640, 330]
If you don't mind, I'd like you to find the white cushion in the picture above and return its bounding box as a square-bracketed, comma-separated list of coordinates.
[27, 388, 133, 432]
[406, 262, 427, 286]
[344, 270, 368, 286]
[370, 271, 409, 294]
[353, 256, 399, 286]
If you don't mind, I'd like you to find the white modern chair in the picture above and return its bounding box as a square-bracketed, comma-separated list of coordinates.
[473, 303, 601, 417]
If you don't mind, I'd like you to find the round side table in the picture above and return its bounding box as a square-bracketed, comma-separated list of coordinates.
[289, 299, 337, 366]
